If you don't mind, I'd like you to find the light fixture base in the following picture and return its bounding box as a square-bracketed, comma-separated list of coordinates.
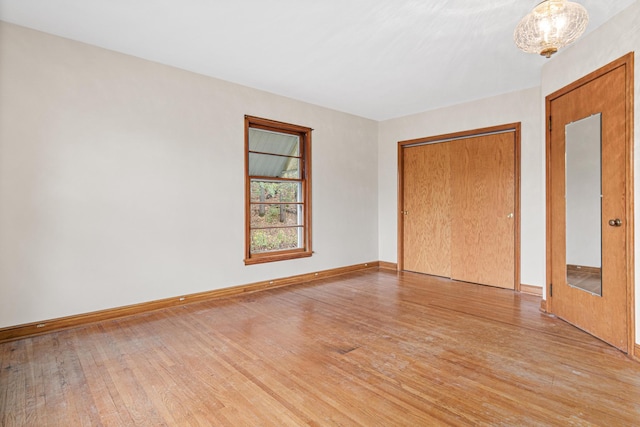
[540, 47, 558, 58]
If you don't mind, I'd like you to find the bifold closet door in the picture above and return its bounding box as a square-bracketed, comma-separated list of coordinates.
[402, 142, 451, 277]
[450, 133, 515, 289]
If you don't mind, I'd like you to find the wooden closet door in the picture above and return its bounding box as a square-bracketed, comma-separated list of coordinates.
[450, 133, 515, 289]
[402, 143, 451, 277]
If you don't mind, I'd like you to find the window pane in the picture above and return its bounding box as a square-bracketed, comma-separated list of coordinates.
[250, 204, 303, 228]
[249, 128, 300, 156]
[250, 181, 300, 203]
[249, 153, 300, 178]
[250, 227, 302, 253]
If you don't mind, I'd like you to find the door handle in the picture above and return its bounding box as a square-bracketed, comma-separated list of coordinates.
[608, 218, 622, 227]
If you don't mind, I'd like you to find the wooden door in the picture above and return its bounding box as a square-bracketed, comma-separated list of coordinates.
[399, 125, 518, 289]
[402, 143, 451, 277]
[547, 55, 633, 352]
[451, 133, 515, 289]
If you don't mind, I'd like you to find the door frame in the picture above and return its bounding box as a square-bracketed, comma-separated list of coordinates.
[545, 53, 635, 356]
[397, 123, 522, 291]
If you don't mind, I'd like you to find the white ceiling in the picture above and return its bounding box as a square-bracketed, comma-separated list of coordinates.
[0, 0, 635, 120]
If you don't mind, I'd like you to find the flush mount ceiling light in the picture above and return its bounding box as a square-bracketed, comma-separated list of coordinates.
[514, 0, 589, 58]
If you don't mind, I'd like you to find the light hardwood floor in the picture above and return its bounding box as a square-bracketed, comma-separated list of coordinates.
[567, 266, 602, 296]
[1, 270, 639, 426]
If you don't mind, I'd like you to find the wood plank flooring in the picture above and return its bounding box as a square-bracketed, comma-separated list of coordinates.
[1, 269, 639, 426]
[567, 266, 602, 295]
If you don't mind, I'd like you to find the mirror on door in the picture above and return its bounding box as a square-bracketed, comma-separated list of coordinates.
[565, 113, 602, 296]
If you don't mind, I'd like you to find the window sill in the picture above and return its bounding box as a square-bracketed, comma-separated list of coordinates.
[244, 249, 312, 265]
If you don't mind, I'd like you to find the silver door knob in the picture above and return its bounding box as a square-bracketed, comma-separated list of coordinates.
[608, 218, 622, 227]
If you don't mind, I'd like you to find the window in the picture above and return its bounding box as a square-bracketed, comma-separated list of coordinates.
[244, 116, 312, 264]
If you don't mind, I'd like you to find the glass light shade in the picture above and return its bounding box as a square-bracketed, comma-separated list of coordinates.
[514, 0, 589, 58]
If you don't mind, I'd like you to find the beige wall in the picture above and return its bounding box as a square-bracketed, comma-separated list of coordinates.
[0, 22, 379, 327]
[1, 1, 638, 346]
